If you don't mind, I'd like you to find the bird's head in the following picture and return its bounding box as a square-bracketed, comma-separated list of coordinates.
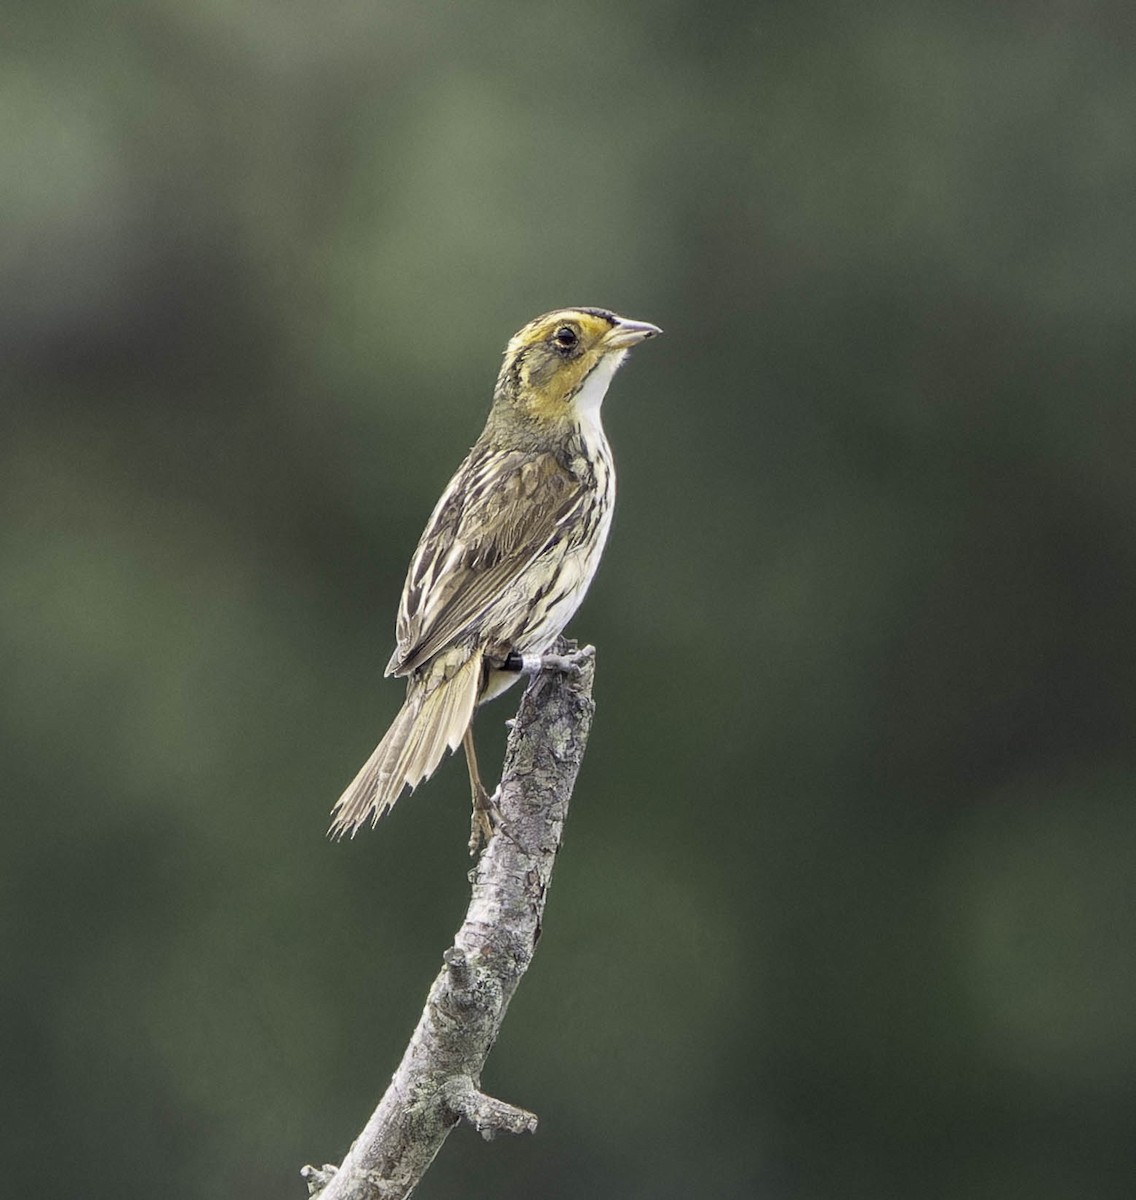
[493, 307, 661, 429]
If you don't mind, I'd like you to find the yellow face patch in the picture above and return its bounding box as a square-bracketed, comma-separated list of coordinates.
[500, 309, 623, 423]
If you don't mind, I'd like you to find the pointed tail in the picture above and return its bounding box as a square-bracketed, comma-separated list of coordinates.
[329, 651, 483, 839]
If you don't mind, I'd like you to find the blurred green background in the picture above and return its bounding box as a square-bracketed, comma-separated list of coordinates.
[4, 2, 1136, 1197]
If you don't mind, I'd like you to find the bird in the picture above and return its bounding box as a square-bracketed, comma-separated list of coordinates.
[330, 307, 661, 849]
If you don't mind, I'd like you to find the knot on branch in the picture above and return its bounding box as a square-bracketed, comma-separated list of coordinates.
[301, 1163, 338, 1196]
[444, 1075, 538, 1141]
[442, 946, 471, 991]
[436, 945, 503, 1032]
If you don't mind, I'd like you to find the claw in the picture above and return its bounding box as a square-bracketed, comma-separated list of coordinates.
[469, 785, 503, 856]
[468, 785, 538, 857]
[536, 652, 583, 677]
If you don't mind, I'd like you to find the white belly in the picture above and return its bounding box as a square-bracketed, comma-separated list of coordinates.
[516, 498, 614, 654]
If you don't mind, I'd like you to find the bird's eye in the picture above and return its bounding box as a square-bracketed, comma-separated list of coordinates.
[552, 325, 578, 352]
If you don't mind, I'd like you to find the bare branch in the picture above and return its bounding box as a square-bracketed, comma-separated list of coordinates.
[303, 643, 596, 1200]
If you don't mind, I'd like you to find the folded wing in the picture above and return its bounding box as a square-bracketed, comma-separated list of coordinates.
[387, 446, 583, 676]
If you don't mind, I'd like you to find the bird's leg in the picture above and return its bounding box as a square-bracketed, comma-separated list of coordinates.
[463, 724, 502, 856]
[501, 644, 593, 678]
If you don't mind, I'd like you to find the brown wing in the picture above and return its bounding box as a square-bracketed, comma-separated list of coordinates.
[387, 445, 582, 676]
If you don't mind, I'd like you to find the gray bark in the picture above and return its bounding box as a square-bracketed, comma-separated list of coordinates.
[302, 644, 596, 1200]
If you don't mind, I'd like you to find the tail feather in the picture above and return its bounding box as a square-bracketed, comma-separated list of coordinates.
[329, 651, 482, 838]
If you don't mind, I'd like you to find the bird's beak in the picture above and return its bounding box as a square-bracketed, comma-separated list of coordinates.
[603, 317, 663, 350]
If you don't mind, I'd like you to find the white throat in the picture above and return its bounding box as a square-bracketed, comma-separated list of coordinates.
[572, 351, 625, 439]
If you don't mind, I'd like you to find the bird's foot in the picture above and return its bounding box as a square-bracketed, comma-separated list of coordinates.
[469, 785, 504, 857]
[502, 644, 594, 679]
[468, 785, 537, 857]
